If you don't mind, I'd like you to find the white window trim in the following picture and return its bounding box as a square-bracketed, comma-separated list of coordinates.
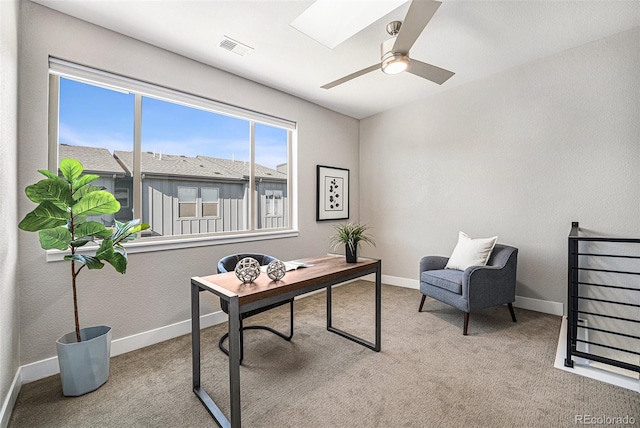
[45, 229, 300, 262]
[49, 57, 295, 130]
[48, 58, 298, 257]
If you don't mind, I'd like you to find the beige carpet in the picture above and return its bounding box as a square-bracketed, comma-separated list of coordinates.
[9, 282, 639, 427]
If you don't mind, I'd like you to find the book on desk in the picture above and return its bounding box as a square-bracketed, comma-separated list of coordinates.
[260, 261, 314, 272]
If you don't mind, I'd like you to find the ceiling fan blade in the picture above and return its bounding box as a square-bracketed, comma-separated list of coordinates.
[392, 0, 441, 54]
[407, 59, 454, 85]
[321, 64, 381, 89]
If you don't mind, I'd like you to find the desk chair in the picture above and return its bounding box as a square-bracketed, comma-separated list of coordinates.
[217, 254, 294, 363]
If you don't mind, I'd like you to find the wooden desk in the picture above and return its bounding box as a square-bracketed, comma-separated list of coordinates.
[191, 255, 382, 428]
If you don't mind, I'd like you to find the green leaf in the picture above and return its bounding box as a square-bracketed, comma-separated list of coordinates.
[59, 158, 83, 182]
[64, 254, 104, 269]
[38, 169, 60, 180]
[96, 238, 115, 261]
[73, 174, 100, 190]
[25, 178, 73, 207]
[73, 185, 102, 201]
[74, 221, 113, 239]
[38, 227, 72, 250]
[70, 239, 91, 248]
[112, 219, 150, 243]
[72, 191, 120, 216]
[18, 201, 69, 232]
[103, 251, 127, 274]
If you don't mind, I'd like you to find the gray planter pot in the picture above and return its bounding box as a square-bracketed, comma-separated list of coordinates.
[56, 325, 112, 396]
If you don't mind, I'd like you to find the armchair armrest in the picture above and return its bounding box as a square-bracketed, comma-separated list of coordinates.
[420, 256, 449, 273]
[462, 252, 518, 312]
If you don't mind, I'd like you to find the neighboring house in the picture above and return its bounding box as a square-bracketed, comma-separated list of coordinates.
[60, 145, 288, 236]
[197, 155, 289, 231]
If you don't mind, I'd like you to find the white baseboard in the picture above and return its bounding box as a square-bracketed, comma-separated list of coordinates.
[20, 311, 228, 385]
[382, 274, 419, 289]
[514, 295, 563, 316]
[554, 316, 639, 392]
[110, 311, 227, 357]
[0, 367, 21, 428]
[382, 275, 563, 316]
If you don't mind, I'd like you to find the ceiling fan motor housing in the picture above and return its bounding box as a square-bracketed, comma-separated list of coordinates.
[381, 37, 410, 74]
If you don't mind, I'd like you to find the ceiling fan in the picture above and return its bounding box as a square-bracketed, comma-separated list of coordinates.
[321, 0, 454, 89]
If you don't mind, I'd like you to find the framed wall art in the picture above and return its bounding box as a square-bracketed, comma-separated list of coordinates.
[316, 165, 349, 221]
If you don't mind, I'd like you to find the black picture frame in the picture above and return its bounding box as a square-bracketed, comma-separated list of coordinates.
[316, 165, 349, 221]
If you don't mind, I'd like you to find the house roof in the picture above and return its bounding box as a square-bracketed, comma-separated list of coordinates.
[197, 156, 287, 181]
[60, 145, 286, 182]
[114, 151, 242, 180]
[59, 144, 126, 176]
[113, 151, 286, 182]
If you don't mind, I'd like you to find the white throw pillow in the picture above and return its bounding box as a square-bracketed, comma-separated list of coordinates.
[444, 231, 498, 271]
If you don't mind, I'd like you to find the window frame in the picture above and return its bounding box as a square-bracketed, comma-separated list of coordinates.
[265, 189, 284, 218]
[200, 187, 220, 219]
[46, 58, 298, 261]
[114, 187, 130, 209]
[177, 186, 198, 219]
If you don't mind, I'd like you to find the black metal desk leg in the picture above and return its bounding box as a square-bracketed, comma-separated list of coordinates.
[327, 281, 333, 330]
[191, 283, 201, 389]
[228, 296, 241, 428]
[375, 261, 382, 351]
[326, 262, 382, 352]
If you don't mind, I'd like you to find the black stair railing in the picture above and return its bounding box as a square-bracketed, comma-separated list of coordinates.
[565, 222, 640, 373]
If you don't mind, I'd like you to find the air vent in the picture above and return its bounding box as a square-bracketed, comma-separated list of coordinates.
[219, 36, 254, 57]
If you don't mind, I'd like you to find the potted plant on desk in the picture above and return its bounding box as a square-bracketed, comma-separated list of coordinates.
[18, 158, 149, 396]
[329, 222, 375, 263]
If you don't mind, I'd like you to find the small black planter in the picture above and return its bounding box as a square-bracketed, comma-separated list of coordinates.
[345, 244, 358, 263]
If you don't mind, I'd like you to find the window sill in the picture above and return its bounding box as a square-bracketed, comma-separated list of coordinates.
[45, 229, 300, 262]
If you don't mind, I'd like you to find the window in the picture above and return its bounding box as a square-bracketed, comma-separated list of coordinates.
[266, 190, 283, 217]
[201, 187, 220, 218]
[178, 187, 197, 218]
[49, 58, 296, 248]
[115, 188, 130, 208]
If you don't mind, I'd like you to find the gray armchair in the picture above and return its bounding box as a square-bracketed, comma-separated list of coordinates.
[419, 244, 518, 335]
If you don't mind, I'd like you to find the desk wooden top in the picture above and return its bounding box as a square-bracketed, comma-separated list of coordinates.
[192, 255, 380, 305]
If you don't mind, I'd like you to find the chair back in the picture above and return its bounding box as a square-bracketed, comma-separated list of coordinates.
[217, 253, 277, 273]
[486, 244, 518, 269]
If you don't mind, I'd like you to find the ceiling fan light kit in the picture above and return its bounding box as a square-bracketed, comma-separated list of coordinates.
[382, 54, 409, 75]
[322, 0, 454, 89]
[381, 35, 409, 75]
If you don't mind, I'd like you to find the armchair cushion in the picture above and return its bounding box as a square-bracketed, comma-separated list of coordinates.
[445, 231, 498, 271]
[421, 269, 463, 294]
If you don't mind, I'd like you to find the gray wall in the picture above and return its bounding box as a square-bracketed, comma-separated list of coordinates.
[0, 0, 20, 421]
[17, 1, 359, 364]
[360, 26, 640, 307]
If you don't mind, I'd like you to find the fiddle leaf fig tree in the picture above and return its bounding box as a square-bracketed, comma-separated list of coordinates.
[19, 158, 149, 343]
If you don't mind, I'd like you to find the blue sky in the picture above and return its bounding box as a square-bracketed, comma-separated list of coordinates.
[59, 78, 288, 169]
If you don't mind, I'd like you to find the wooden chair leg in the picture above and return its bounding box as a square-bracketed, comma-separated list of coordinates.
[419, 295, 426, 312]
[463, 312, 470, 335]
[508, 303, 517, 322]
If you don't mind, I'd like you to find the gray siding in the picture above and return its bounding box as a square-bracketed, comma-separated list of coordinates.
[142, 179, 247, 236]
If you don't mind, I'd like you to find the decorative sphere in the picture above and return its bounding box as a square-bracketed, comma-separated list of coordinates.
[234, 257, 261, 283]
[266, 260, 286, 281]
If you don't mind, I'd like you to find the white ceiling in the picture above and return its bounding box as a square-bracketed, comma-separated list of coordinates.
[32, 0, 640, 119]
